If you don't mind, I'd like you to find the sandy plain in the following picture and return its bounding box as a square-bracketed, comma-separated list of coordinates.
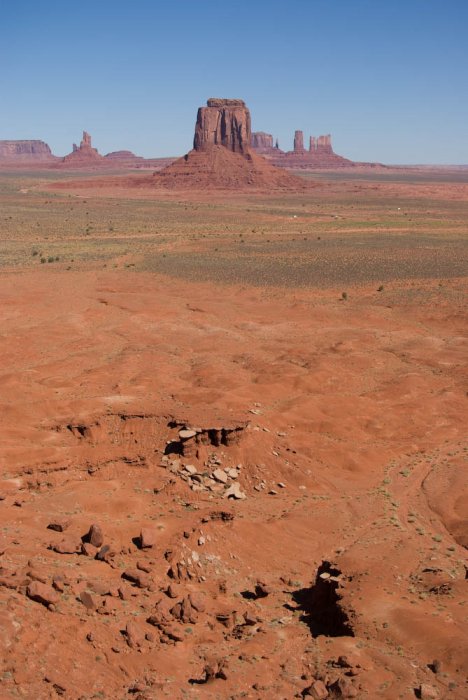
[0, 168, 467, 699]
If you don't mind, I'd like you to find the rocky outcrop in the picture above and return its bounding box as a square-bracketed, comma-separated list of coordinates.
[193, 98, 251, 154]
[61, 131, 105, 165]
[154, 98, 304, 190]
[0, 140, 55, 162]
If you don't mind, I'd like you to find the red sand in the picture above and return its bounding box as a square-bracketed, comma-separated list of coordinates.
[0, 269, 466, 699]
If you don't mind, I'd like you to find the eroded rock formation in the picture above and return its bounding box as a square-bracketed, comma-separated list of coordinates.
[193, 98, 251, 154]
[252, 129, 355, 169]
[154, 98, 304, 190]
[81, 131, 92, 148]
[62, 131, 105, 165]
[316, 134, 332, 154]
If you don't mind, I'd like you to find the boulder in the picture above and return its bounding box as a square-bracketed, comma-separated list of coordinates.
[27, 581, 59, 607]
[79, 590, 99, 610]
[47, 518, 71, 532]
[52, 537, 80, 554]
[125, 620, 145, 648]
[140, 527, 157, 548]
[87, 524, 104, 548]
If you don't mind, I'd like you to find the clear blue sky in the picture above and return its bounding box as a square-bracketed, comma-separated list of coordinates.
[1, 0, 467, 163]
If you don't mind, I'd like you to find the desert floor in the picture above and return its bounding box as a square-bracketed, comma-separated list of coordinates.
[0, 168, 467, 699]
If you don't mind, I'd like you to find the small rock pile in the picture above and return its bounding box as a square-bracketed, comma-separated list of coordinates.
[303, 655, 363, 699]
[160, 452, 246, 500]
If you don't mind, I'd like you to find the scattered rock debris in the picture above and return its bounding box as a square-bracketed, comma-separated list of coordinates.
[160, 451, 247, 499]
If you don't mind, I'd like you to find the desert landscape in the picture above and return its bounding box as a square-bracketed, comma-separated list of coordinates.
[0, 91, 466, 700]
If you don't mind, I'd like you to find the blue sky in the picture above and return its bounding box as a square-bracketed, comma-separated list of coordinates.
[1, 0, 467, 163]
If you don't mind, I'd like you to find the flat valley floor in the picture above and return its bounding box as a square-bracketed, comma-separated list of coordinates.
[0, 168, 467, 699]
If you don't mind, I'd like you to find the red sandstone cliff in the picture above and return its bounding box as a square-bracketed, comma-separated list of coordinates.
[193, 98, 251, 154]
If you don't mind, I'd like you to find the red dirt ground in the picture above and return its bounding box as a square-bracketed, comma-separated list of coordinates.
[0, 268, 466, 700]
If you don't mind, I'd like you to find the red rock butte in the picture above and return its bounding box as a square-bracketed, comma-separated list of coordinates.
[154, 98, 305, 190]
[61, 131, 105, 165]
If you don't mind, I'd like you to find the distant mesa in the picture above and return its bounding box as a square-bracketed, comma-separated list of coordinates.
[154, 98, 304, 190]
[104, 150, 143, 162]
[251, 131, 275, 153]
[0, 139, 56, 163]
[58, 133, 156, 168]
[1, 119, 381, 174]
[251, 129, 356, 168]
